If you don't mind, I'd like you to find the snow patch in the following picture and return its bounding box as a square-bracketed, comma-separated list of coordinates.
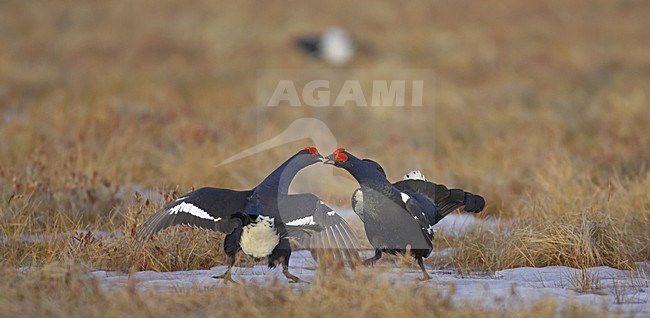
[90, 253, 650, 317]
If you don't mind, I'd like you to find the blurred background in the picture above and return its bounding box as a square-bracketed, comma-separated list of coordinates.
[1, 0, 649, 225]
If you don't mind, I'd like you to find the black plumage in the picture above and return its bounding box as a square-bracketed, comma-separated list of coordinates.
[136, 147, 359, 283]
[353, 177, 485, 225]
[325, 148, 485, 280]
[296, 36, 321, 57]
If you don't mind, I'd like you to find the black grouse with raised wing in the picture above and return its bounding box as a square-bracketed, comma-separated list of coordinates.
[136, 147, 359, 283]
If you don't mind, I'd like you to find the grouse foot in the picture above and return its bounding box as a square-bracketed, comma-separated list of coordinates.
[212, 268, 239, 284]
[283, 268, 309, 284]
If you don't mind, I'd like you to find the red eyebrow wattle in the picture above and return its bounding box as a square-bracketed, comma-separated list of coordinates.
[304, 146, 318, 154]
[333, 147, 346, 154]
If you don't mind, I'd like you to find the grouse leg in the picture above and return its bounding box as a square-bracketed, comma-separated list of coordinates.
[271, 239, 308, 283]
[212, 226, 242, 284]
[212, 257, 238, 284]
[282, 262, 308, 284]
[416, 257, 431, 281]
[362, 249, 383, 266]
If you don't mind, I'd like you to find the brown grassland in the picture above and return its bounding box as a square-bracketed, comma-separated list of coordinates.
[0, 0, 649, 316]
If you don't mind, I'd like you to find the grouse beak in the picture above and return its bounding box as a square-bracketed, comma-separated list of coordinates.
[322, 154, 336, 165]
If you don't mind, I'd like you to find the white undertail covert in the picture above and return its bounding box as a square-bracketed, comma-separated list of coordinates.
[240, 216, 280, 258]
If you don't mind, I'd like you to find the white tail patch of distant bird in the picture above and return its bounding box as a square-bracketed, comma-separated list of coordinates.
[285, 216, 315, 226]
[403, 170, 427, 181]
[321, 27, 355, 66]
[400, 192, 411, 204]
[168, 202, 222, 222]
[240, 216, 279, 258]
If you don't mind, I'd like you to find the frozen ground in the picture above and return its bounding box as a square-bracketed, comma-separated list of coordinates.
[91, 250, 650, 317]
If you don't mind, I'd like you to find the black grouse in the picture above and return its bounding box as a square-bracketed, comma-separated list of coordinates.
[352, 170, 485, 225]
[296, 26, 355, 66]
[324, 148, 485, 280]
[136, 147, 359, 283]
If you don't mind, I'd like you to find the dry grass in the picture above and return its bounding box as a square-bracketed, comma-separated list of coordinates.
[566, 268, 603, 293]
[438, 159, 649, 274]
[611, 267, 650, 304]
[0, 193, 252, 271]
[0, 0, 649, 315]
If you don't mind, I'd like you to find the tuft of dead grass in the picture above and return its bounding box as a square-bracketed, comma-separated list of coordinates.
[438, 156, 649, 274]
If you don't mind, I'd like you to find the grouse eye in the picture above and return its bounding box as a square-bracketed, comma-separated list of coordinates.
[303, 146, 319, 155]
[375, 164, 387, 177]
[335, 152, 348, 162]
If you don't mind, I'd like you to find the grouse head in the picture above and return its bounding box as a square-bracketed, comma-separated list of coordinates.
[293, 146, 324, 166]
[324, 148, 387, 182]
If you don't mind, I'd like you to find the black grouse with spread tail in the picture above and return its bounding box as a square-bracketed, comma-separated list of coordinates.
[324, 148, 484, 280]
[352, 170, 484, 225]
[136, 147, 359, 283]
